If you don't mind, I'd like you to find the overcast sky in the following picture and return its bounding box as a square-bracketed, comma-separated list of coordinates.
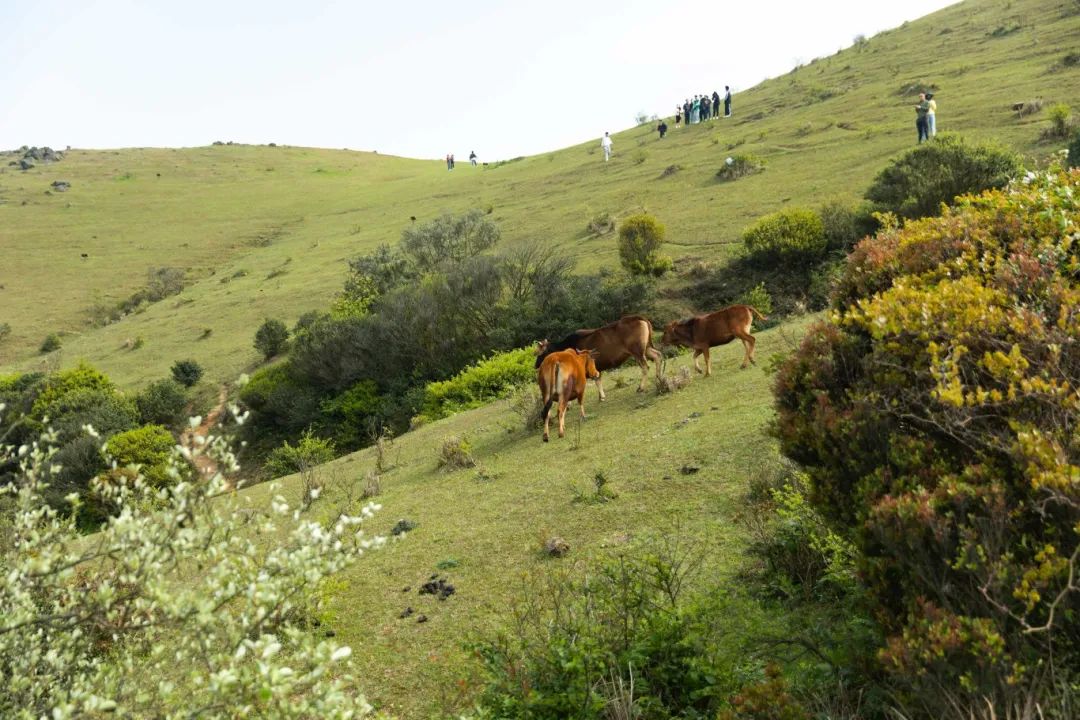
[1, 0, 957, 160]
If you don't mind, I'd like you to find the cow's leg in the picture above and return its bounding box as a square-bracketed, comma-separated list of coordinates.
[578, 394, 587, 420]
[647, 347, 663, 382]
[543, 407, 550, 442]
[703, 347, 712, 377]
[692, 350, 704, 374]
[736, 332, 755, 368]
[558, 397, 569, 438]
[594, 374, 606, 402]
[635, 355, 650, 392]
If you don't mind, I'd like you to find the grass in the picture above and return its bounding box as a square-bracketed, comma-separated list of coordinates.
[239, 316, 811, 717]
[2, 0, 1078, 390]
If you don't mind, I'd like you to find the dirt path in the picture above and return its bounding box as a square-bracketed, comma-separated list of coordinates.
[180, 385, 229, 482]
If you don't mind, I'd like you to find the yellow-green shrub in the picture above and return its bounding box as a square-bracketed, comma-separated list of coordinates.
[417, 347, 534, 422]
[105, 424, 175, 488]
[742, 208, 826, 264]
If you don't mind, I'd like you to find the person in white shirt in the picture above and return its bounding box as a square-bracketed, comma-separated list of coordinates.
[601, 132, 613, 161]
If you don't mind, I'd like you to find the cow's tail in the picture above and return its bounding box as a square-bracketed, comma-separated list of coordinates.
[539, 362, 557, 422]
[748, 306, 769, 322]
[643, 318, 665, 375]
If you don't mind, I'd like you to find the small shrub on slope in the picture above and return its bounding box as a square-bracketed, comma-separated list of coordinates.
[169, 359, 203, 388]
[135, 379, 188, 427]
[265, 429, 336, 478]
[417, 347, 534, 423]
[716, 153, 765, 181]
[617, 213, 672, 277]
[772, 167, 1080, 714]
[104, 424, 175, 488]
[254, 318, 290, 360]
[743, 208, 826, 265]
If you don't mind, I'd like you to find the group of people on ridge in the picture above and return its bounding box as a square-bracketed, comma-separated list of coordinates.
[675, 88, 732, 129]
[445, 151, 480, 170]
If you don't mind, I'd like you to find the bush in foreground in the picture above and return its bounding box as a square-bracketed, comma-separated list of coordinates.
[773, 167, 1080, 714]
[0, 409, 383, 718]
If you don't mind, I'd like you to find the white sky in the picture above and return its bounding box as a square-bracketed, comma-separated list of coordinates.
[0, 1, 957, 161]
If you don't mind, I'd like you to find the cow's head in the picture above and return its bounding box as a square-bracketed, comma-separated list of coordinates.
[575, 349, 601, 379]
[535, 339, 549, 356]
[660, 320, 692, 347]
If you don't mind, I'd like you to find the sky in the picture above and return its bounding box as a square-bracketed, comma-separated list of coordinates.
[0, 0, 958, 161]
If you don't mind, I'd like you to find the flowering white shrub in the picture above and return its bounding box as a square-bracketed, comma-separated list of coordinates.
[0, 404, 385, 718]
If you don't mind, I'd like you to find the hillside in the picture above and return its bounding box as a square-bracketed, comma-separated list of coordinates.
[2, 0, 1079, 389]
[236, 319, 810, 717]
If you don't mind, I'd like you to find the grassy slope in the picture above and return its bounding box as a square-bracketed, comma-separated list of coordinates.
[241, 319, 810, 717]
[2, 0, 1079, 390]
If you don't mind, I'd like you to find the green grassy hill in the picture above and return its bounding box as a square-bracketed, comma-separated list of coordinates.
[239, 318, 811, 717]
[2, 0, 1078, 389]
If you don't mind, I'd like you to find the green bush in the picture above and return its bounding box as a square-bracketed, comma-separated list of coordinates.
[864, 133, 1021, 219]
[1047, 102, 1072, 139]
[39, 333, 62, 353]
[617, 213, 672, 276]
[817, 199, 874, 252]
[399, 209, 500, 272]
[135, 379, 188, 427]
[319, 379, 382, 442]
[716, 153, 765, 181]
[1069, 128, 1080, 169]
[169, 359, 203, 388]
[738, 282, 774, 318]
[254, 318, 290, 360]
[742, 208, 826, 265]
[773, 167, 1080, 713]
[473, 541, 743, 718]
[417, 347, 534, 422]
[239, 362, 324, 435]
[264, 430, 336, 478]
[104, 424, 175, 488]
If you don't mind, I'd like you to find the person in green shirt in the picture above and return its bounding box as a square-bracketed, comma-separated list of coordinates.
[915, 92, 930, 143]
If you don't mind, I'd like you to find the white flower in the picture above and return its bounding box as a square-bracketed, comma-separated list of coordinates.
[330, 646, 352, 661]
[188, 416, 203, 429]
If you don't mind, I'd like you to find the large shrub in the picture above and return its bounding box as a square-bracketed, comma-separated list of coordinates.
[135, 378, 188, 427]
[0, 410, 382, 717]
[105, 424, 176, 488]
[254, 318, 290, 360]
[264, 430, 336, 478]
[742, 208, 826, 265]
[417, 347, 534, 422]
[772, 168, 1080, 713]
[399, 209, 500, 272]
[617, 213, 671, 276]
[239, 362, 324, 435]
[864, 133, 1021, 220]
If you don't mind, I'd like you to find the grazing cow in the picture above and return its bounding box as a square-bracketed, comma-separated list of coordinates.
[538, 349, 600, 442]
[535, 315, 662, 400]
[660, 305, 766, 374]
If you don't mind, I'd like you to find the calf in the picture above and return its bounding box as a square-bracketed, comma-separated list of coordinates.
[537, 349, 600, 442]
[535, 315, 662, 400]
[660, 305, 766, 375]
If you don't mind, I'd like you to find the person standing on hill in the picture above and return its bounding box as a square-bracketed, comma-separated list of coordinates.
[926, 93, 937, 137]
[691, 96, 700, 124]
[450, 153, 456, 169]
[683, 99, 691, 126]
[446, 153, 452, 171]
[712, 90, 721, 118]
[724, 86, 732, 117]
[601, 132, 613, 161]
[701, 95, 711, 121]
[674, 106, 682, 128]
[657, 119, 668, 139]
[469, 150, 478, 166]
[915, 92, 930, 143]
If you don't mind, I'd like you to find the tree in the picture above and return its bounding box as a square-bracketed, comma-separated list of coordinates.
[864, 133, 1021, 220]
[0, 406, 384, 717]
[135, 378, 188, 427]
[254, 318, 290, 360]
[170, 359, 203, 387]
[399, 209, 500, 273]
[617, 214, 671, 277]
[772, 167, 1080, 713]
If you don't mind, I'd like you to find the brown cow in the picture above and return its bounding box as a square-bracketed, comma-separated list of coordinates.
[660, 305, 766, 375]
[538, 349, 600, 442]
[534, 315, 662, 400]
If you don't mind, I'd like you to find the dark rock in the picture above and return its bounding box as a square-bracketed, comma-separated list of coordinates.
[544, 536, 570, 557]
[401, 586, 411, 593]
[419, 575, 456, 600]
[51, 181, 70, 192]
[19, 159, 34, 171]
[416, 614, 428, 623]
[324, 629, 336, 637]
[391, 518, 418, 536]
[399, 606, 414, 619]
[679, 464, 700, 475]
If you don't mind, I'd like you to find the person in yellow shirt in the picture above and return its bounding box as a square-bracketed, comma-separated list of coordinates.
[926, 92, 937, 137]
